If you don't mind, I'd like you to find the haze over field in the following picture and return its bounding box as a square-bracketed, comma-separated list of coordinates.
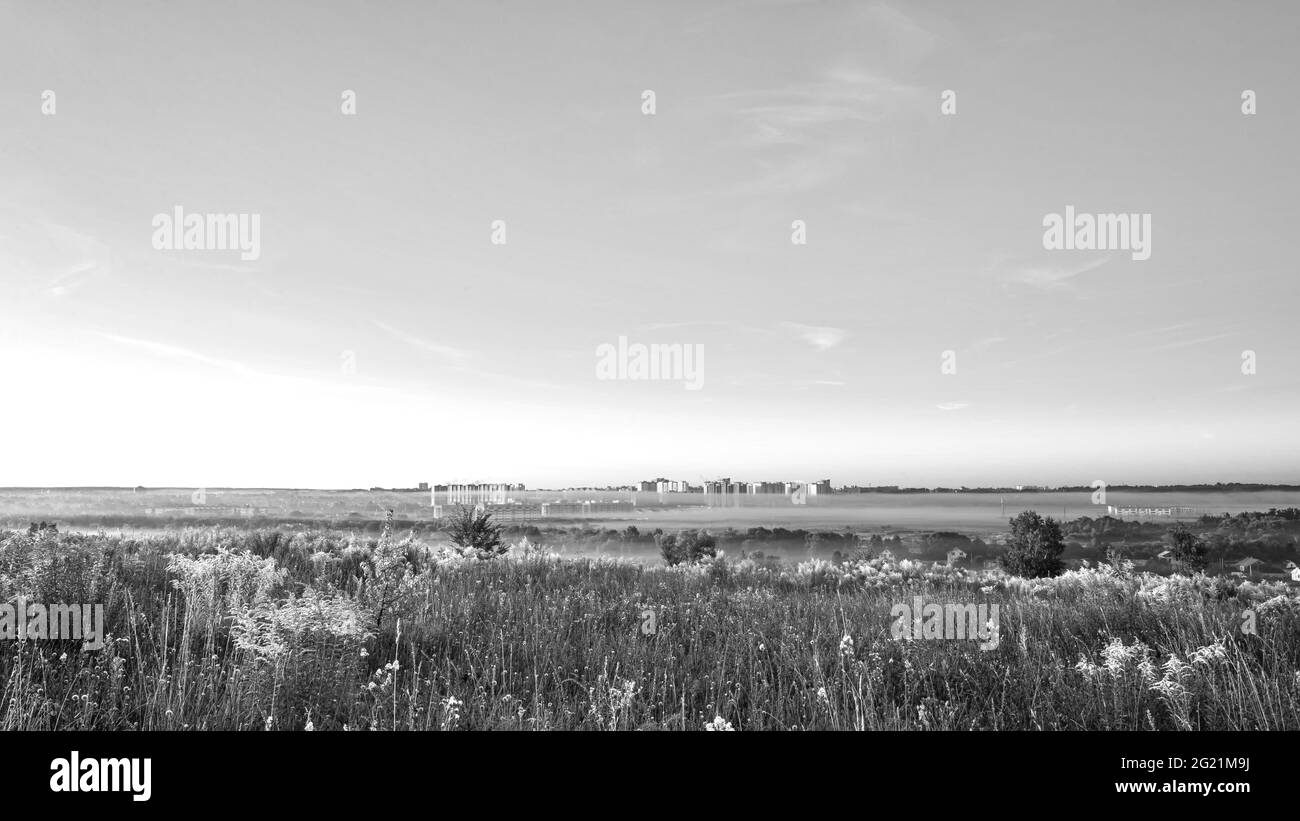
[8, 487, 1300, 541]
[3, 1, 1298, 490]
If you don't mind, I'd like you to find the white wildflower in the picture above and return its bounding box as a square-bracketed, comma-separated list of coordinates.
[1188, 640, 1227, 666]
[839, 633, 855, 658]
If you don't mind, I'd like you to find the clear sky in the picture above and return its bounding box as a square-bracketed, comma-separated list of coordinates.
[1, 0, 1297, 489]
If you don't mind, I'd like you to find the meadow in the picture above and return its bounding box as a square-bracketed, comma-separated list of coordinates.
[1, 517, 1297, 731]
[11, 487, 1300, 538]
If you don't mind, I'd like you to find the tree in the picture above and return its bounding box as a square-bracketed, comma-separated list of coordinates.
[1165, 524, 1209, 572]
[1001, 511, 1065, 577]
[656, 532, 681, 564]
[656, 529, 717, 566]
[446, 505, 506, 559]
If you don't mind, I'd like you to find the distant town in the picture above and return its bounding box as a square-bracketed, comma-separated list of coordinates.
[7, 481, 1300, 495]
[385, 480, 1300, 496]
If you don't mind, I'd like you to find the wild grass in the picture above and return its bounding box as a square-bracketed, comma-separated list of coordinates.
[0, 525, 1296, 730]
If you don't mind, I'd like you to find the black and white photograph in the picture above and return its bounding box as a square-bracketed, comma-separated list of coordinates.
[0, 0, 1295, 805]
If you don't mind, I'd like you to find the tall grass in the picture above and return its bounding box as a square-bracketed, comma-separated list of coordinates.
[0, 526, 1296, 730]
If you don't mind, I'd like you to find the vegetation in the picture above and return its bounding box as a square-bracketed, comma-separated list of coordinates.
[1166, 524, 1210, 572]
[655, 529, 717, 566]
[1001, 511, 1065, 577]
[6, 488, 1298, 577]
[0, 511, 1297, 731]
[445, 505, 506, 559]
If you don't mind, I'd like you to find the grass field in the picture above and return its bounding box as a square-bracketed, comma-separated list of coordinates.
[2, 518, 1297, 731]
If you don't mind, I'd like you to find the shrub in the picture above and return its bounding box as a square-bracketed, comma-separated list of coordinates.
[361, 510, 419, 628]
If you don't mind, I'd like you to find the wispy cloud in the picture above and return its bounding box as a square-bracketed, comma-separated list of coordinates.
[0, 218, 113, 299]
[371, 320, 471, 362]
[95, 332, 265, 379]
[782, 322, 847, 351]
[999, 255, 1111, 293]
[1148, 332, 1236, 351]
[936, 401, 970, 411]
[638, 320, 758, 334]
[859, 3, 940, 62]
[714, 63, 924, 194]
[371, 319, 570, 392]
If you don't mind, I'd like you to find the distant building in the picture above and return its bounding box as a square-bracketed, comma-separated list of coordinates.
[445, 483, 525, 505]
[839, 484, 898, 493]
[673, 477, 832, 496]
[654, 479, 689, 493]
[418, 482, 429, 492]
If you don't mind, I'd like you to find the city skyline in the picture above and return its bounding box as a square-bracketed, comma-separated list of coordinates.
[9, 478, 1300, 493]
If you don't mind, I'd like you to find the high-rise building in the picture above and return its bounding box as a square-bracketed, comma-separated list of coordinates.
[444, 483, 525, 505]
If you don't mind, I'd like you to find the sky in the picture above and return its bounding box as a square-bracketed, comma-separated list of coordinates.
[1, 0, 1297, 489]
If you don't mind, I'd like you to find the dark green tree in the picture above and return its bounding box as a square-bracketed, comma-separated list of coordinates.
[1165, 524, 1209, 572]
[1001, 511, 1065, 577]
[446, 505, 506, 558]
[656, 529, 717, 566]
